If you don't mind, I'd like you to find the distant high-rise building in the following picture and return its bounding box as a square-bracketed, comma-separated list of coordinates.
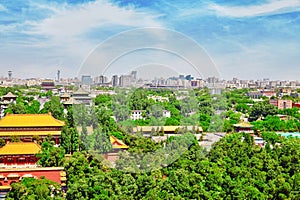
[179, 75, 185, 80]
[8, 71, 12, 80]
[119, 75, 132, 87]
[94, 75, 107, 84]
[207, 77, 218, 84]
[57, 70, 60, 81]
[112, 75, 119, 87]
[81, 75, 92, 85]
[131, 71, 137, 82]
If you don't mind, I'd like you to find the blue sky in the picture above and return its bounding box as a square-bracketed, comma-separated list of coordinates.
[0, 0, 300, 80]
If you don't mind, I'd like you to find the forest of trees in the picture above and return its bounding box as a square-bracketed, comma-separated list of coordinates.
[8, 132, 300, 199]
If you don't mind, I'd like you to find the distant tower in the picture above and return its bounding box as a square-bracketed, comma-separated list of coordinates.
[8, 71, 12, 80]
[131, 71, 137, 82]
[57, 70, 60, 81]
[112, 75, 119, 87]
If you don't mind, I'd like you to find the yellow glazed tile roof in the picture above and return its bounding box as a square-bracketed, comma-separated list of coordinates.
[0, 142, 41, 155]
[110, 135, 129, 149]
[234, 122, 253, 128]
[0, 113, 65, 127]
[0, 131, 61, 137]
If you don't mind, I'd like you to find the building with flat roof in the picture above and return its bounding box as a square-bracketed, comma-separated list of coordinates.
[270, 99, 292, 110]
[133, 126, 203, 134]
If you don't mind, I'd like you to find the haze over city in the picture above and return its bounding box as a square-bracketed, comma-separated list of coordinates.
[0, 0, 300, 80]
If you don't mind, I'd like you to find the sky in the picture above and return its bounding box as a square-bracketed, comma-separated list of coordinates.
[0, 0, 300, 80]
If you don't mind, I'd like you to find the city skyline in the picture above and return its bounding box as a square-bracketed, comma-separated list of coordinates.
[0, 0, 300, 80]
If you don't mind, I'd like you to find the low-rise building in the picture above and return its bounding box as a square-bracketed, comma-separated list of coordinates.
[270, 99, 292, 109]
[133, 126, 203, 134]
[131, 110, 145, 120]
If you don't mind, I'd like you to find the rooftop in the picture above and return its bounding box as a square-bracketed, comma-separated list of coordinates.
[133, 125, 203, 132]
[0, 142, 41, 155]
[73, 87, 89, 95]
[2, 92, 17, 98]
[234, 122, 254, 128]
[110, 135, 129, 149]
[0, 113, 65, 127]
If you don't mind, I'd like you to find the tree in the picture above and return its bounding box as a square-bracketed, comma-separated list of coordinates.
[91, 127, 112, 153]
[40, 96, 64, 120]
[36, 141, 65, 167]
[249, 101, 278, 122]
[7, 177, 63, 200]
[70, 127, 79, 154]
[25, 100, 41, 114]
[0, 138, 5, 147]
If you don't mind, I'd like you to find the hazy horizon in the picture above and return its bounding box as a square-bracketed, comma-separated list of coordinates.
[0, 0, 300, 80]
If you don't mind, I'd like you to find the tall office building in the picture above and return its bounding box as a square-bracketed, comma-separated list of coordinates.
[81, 75, 92, 86]
[95, 75, 107, 84]
[57, 70, 60, 82]
[131, 71, 137, 82]
[112, 75, 119, 87]
[8, 71, 12, 80]
[119, 75, 132, 87]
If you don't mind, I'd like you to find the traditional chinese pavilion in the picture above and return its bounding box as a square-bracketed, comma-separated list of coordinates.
[234, 122, 254, 134]
[0, 113, 65, 145]
[0, 92, 17, 119]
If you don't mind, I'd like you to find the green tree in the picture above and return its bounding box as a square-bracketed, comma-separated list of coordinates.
[0, 138, 5, 147]
[7, 177, 63, 200]
[249, 101, 278, 122]
[40, 96, 64, 120]
[91, 127, 112, 153]
[36, 141, 65, 167]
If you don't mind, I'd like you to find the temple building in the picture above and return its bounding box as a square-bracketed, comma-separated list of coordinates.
[41, 80, 55, 91]
[72, 87, 92, 107]
[234, 122, 254, 134]
[0, 113, 65, 145]
[0, 142, 40, 167]
[0, 142, 66, 189]
[0, 113, 67, 197]
[60, 93, 70, 102]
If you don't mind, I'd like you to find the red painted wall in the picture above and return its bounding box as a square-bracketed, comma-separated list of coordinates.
[0, 169, 62, 186]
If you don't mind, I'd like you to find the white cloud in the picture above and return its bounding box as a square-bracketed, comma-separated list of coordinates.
[0, 0, 164, 78]
[210, 0, 300, 17]
[28, 0, 162, 39]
